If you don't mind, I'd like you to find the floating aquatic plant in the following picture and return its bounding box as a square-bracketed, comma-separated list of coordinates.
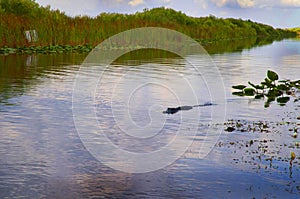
[0, 44, 93, 55]
[232, 70, 300, 107]
[290, 152, 296, 166]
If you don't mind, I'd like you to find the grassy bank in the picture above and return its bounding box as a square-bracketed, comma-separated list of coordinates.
[0, 0, 297, 52]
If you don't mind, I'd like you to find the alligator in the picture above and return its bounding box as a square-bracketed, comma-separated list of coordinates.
[163, 102, 215, 114]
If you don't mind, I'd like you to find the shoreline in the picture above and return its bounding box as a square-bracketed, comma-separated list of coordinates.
[0, 35, 295, 56]
[0, 44, 93, 56]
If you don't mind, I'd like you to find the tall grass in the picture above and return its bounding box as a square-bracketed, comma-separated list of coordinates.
[0, 1, 296, 48]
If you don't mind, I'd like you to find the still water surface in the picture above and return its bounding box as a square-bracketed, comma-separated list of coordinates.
[0, 39, 300, 198]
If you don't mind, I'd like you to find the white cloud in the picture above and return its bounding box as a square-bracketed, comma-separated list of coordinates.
[281, 0, 300, 7]
[211, 0, 255, 8]
[211, 0, 230, 7]
[210, 0, 300, 8]
[194, 0, 208, 9]
[237, 0, 254, 8]
[128, 0, 145, 6]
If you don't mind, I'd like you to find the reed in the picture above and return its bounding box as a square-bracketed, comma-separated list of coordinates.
[0, 1, 296, 49]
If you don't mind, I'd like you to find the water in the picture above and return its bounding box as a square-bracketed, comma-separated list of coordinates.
[0, 39, 300, 198]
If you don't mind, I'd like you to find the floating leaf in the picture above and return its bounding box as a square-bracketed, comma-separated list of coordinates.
[276, 84, 289, 91]
[277, 96, 290, 104]
[232, 85, 247, 90]
[290, 80, 300, 89]
[267, 70, 279, 81]
[255, 94, 264, 99]
[232, 91, 244, 96]
[243, 88, 256, 96]
[225, 127, 236, 132]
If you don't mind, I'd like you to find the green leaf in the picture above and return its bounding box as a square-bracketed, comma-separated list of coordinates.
[277, 96, 290, 104]
[232, 85, 247, 90]
[290, 80, 300, 89]
[267, 70, 279, 81]
[267, 89, 282, 98]
[262, 78, 272, 87]
[276, 84, 289, 91]
[232, 91, 245, 96]
[243, 88, 256, 96]
[255, 94, 264, 99]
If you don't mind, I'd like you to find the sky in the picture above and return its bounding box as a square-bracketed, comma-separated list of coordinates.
[35, 0, 300, 28]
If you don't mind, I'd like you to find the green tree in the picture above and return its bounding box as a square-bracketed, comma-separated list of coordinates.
[0, 0, 40, 16]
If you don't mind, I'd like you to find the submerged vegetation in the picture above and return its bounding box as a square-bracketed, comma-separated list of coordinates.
[0, 0, 297, 55]
[232, 70, 300, 107]
[219, 117, 300, 182]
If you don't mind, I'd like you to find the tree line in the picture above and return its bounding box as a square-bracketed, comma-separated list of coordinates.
[0, 0, 297, 48]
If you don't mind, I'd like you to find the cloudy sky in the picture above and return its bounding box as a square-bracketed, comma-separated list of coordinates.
[35, 0, 300, 28]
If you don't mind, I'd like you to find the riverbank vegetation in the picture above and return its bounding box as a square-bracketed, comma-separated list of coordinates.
[0, 0, 297, 54]
[289, 27, 300, 37]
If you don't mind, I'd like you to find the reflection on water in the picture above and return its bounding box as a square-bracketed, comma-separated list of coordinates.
[0, 39, 300, 198]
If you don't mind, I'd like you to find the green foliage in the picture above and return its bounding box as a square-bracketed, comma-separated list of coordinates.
[288, 27, 300, 37]
[0, 1, 297, 49]
[0, 44, 93, 55]
[277, 96, 290, 105]
[232, 70, 300, 107]
[248, 81, 264, 90]
[243, 88, 256, 96]
[267, 70, 279, 81]
[0, 0, 40, 16]
[232, 85, 247, 90]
